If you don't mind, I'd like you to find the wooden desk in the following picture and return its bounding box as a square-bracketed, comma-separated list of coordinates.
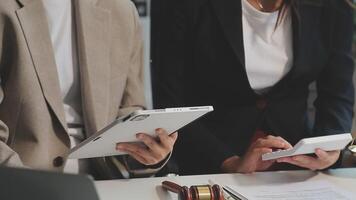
[95, 168, 356, 200]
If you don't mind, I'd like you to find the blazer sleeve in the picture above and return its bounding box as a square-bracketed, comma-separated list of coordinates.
[112, 2, 171, 178]
[0, 114, 24, 167]
[0, 85, 25, 167]
[313, 1, 354, 136]
[154, 0, 235, 172]
[117, 2, 146, 118]
[0, 19, 25, 168]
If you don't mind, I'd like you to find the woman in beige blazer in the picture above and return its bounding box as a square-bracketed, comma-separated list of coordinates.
[0, 0, 177, 179]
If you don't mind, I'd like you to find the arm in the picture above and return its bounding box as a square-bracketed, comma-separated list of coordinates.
[313, 1, 354, 136]
[112, 2, 176, 178]
[116, 2, 146, 118]
[279, 1, 354, 170]
[0, 112, 24, 167]
[0, 16, 25, 167]
[0, 86, 23, 167]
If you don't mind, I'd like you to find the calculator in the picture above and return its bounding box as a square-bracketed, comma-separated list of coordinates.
[262, 133, 353, 161]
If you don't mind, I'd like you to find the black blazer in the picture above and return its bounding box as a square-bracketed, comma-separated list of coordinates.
[152, 0, 354, 175]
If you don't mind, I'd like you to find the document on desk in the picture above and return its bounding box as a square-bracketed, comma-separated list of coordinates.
[225, 180, 354, 200]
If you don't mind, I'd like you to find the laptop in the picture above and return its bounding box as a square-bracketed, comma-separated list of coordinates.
[0, 167, 100, 200]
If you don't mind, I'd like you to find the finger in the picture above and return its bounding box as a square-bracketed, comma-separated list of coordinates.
[315, 149, 340, 162]
[315, 149, 329, 162]
[136, 133, 163, 153]
[124, 149, 149, 165]
[274, 136, 293, 149]
[251, 147, 272, 160]
[118, 143, 163, 165]
[293, 155, 317, 164]
[116, 143, 152, 159]
[249, 148, 275, 171]
[170, 132, 178, 142]
[260, 148, 275, 163]
[278, 155, 318, 170]
[123, 144, 161, 165]
[259, 147, 273, 154]
[277, 157, 293, 163]
[254, 137, 289, 149]
[156, 129, 175, 150]
[137, 132, 171, 161]
[315, 150, 340, 169]
[125, 148, 160, 165]
[265, 135, 293, 149]
[277, 158, 308, 168]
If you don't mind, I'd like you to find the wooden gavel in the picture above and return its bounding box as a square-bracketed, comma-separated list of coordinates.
[162, 181, 224, 200]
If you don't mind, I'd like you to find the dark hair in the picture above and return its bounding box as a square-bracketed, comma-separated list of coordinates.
[346, 0, 356, 9]
[276, 0, 296, 28]
[277, 0, 355, 27]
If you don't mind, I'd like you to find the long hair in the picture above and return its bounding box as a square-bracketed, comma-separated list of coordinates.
[277, 0, 355, 27]
[276, 0, 296, 28]
[346, 0, 356, 9]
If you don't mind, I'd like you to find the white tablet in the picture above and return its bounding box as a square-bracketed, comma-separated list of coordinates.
[262, 133, 353, 161]
[68, 106, 214, 159]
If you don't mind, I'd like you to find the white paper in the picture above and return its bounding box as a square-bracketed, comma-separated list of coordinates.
[226, 180, 355, 200]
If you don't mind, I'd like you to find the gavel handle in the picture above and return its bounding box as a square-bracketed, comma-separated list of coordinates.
[162, 181, 183, 194]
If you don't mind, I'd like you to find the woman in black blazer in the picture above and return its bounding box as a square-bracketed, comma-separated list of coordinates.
[153, 0, 354, 175]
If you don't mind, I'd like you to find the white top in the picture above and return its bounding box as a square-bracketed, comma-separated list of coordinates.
[42, 0, 87, 174]
[241, 0, 293, 94]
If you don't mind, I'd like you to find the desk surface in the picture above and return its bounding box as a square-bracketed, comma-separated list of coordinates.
[95, 168, 356, 200]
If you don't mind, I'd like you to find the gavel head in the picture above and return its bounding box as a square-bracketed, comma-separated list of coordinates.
[162, 181, 224, 200]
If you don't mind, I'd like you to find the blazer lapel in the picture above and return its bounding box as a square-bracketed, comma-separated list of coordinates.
[266, 1, 324, 97]
[282, 1, 323, 83]
[16, 0, 68, 131]
[74, 0, 111, 136]
[210, 0, 245, 67]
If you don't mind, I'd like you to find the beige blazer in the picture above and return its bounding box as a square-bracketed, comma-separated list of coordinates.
[0, 0, 146, 179]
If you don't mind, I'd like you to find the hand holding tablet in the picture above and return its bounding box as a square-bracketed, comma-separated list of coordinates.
[68, 106, 213, 159]
[117, 128, 178, 165]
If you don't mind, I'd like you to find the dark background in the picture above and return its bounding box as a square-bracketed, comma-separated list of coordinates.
[150, 0, 169, 103]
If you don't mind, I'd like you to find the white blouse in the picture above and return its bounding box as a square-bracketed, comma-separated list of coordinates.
[242, 0, 293, 94]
